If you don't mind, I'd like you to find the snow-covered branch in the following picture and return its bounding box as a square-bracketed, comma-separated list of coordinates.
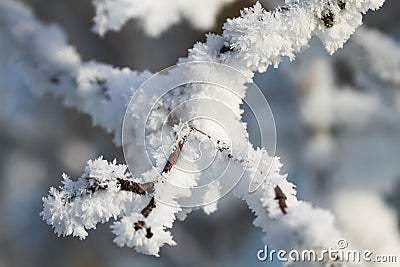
[0, 0, 152, 145]
[91, 0, 237, 37]
[348, 26, 400, 86]
[42, 122, 341, 256]
[185, 0, 385, 74]
[0, 0, 387, 259]
[0, 0, 385, 143]
[43, 0, 385, 258]
[40, 157, 177, 256]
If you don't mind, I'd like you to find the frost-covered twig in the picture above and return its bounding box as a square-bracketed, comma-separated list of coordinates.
[42, 123, 341, 257]
[40, 158, 152, 240]
[333, 190, 400, 267]
[347, 26, 400, 86]
[290, 56, 381, 201]
[43, 0, 384, 258]
[185, 0, 385, 74]
[0, 0, 387, 259]
[91, 0, 237, 37]
[284, 44, 400, 260]
[40, 157, 177, 256]
[0, 0, 151, 145]
[0, 0, 384, 143]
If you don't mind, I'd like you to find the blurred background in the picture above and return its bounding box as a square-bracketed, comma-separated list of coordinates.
[1, 0, 400, 266]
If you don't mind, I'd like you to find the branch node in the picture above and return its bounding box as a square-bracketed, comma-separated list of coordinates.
[322, 13, 335, 28]
[145, 228, 153, 238]
[134, 220, 145, 230]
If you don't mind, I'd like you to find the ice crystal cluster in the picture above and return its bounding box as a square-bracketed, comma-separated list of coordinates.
[0, 0, 386, 259]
